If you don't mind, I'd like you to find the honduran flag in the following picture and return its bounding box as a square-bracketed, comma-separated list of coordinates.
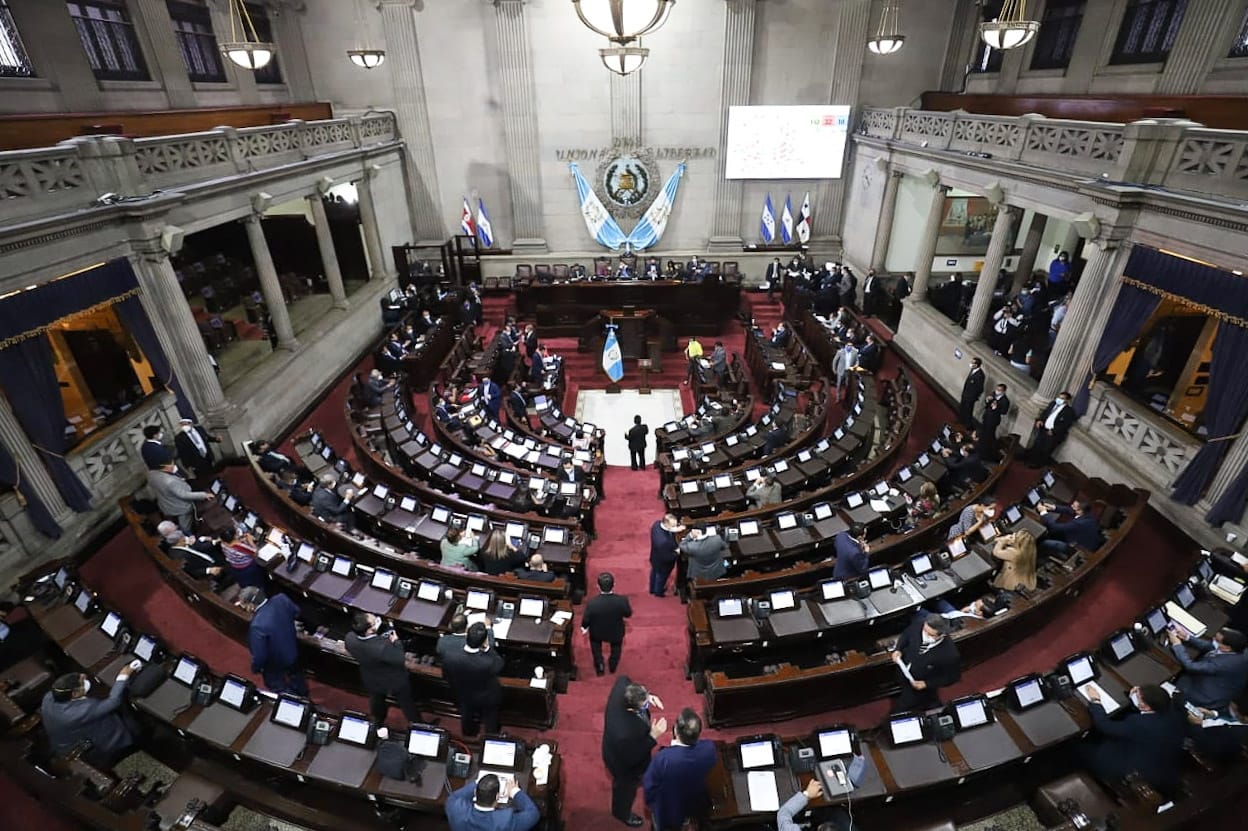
[460, 198, 475, 237]
[476, 198, 494, 248]
[760, 193, 776, 244]
[780, 194, 795, 245]
[796, 191, 812, 244]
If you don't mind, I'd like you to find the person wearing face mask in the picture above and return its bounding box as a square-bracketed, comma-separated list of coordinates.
[1080, 683, 1184, 796]
[1037, 499, 1103, 558]
[1026, 391, 1077, 467]
[980, 383, 1010, 459]
[1186, 689, 1248, 764]
[602, 677, 667, 826]
[344, 611, 427, 726]
[889, 614, 961, 712]
[42, 665, 138, 767]
[140, 424, 174, 470]
[1166, 626, 1248, 711]
[831, 340, 859, 403]
[174, 418, 222, 484]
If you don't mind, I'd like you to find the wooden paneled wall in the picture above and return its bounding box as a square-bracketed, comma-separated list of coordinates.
[920, 92, 1248, 130]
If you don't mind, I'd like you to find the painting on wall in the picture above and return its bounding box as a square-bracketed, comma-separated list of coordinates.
[936, 196, 1013, 255]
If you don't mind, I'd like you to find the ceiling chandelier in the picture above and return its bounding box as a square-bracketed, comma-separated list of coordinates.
[867, 0, 905, 56]
[220, 0, 275, 70]
[347, 0, 385, 69]
[573, 1, 676, 76]
[979, 0, 1039, 51]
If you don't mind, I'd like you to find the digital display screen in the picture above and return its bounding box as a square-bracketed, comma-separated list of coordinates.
[1110, 634, 1134, 661]
[417, 581, 442, 602]
[1014, 678, 1045, 710]
[1026, 489, 1041, 506]
[519, 598, 544, 618]
[544, 527, 567, 544]
[100, 612, 122, 637]
[846, 493, 864, 508]
[431, 507, 451, 523]
[874, 481, 889, 496]
[1067, 656, 1095, 685]
[948, 538, 967, 558]
[467, 516, 486, 532]
[1176, 584, 1195, 608]
[898, 467, 913, 482]
[466, 590, 492, 611]
[777, 513, 797, 530]
[889, 716, 924, 746]
[371, 569, 396, 592]
[813, 503, 833, 520]
[911, 554, 933, 576]
[408, 728, 443, 758]
[482, 738, 519, 769]
[296, 543, 315, 563]
[918, 453, 930, 467]
[506, 522, 526, 541]
[74, 590, 93, 614]
[243, 512, 257, 529]
[219, 677, 247, 709]
[770, 590, 796, 611]
[717, 598, 744, 618]
[817, 729, 852, 758]
[54, 567, 69, 589]
[1006, 506, 1022, 524]
[372, 484, 389, 499]
[978, 523, 998, 542]
[338, 714, 371, 746]
[135, 635, 157, 662]
[173, 656, 199, 685]
[739, 521, 759, 537]
[738, 739, 776, 770]
[224, 495, 238, 512]
[1145, 608, 1167, 634]
[559, 482, 577, 496]
[399, 497, 418, 512]
[1043, 471, 1056, 488]
[821, 580, 846, 601]
[955, 699, 989, 729]
[211, 480, 223, 495]
[331, 556, 353, 577]
[715, 475, 734, 489]
[868, 569, 891, 590]
[273, 698, 306, 728]
[773, 460, 789, 473]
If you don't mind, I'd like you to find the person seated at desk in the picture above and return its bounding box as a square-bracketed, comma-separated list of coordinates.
[890, 614, 961, 712]
[412, 308, 436, 335]
[1186, 688, 1248, 764]
[1166, 626, 1248, 711]
[643, 707, 717, 831]
[831, 525, 870, 581]
[569, 263, 587, 280]
[41, 666, 139, 768]
[683, 527, 729, 581]
[280, 469, 315, 506]
[777, 779, 861, 831]
[746, 474, 781, 509]
[645, 261, 660, 280]
[361, 368, 395, 408]
[440, 527, 480, 570]
[1079, 683, 1184, 797]
[906, 482, 941, 525]
[311, 474, 358, 532]
[990, 530, 1037, 592]
[941, 442, 988, 490]
[382, 330, 407, 363]
[479, 529, 525, 576]
[617, 262, 634, 280]
[516, 553, 557, 583]
[446, 772, 540, 831]
[1037, 499, 1103, 558]
[664, 260, 680, 280]
[770, 322, 791, 348]
[250, 439, 292, 474]
[157, 521, 230, 584]
[433, 395, 463, 432]
[947, 496, 995, 540]
[219, 526, 267, 590]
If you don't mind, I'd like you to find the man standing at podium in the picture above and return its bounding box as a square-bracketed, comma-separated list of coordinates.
[626, 415, 649, 471]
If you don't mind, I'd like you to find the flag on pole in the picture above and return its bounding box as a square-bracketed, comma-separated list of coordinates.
[475, 198, 494, 248]
[780, 195, 794, 245]
[602, 325, 624, 383]
[760, 194, 776, 243]
[796, 191, 812, 243]
[460, 198, 475, 237]
[626, 162, 686, 250]
[569, 163, 629, 249]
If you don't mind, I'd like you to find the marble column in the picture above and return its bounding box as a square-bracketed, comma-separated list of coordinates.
[0, 392, 73, 525]
[1205, 428, 1248, 517]
[910, 183, 949, 303]
[308, 195, 349, 310]
[810, 0, 872, 246]
[356, 173, 389, 282]
[1156, 0, 1241, 94]
[870, 170, 904, 271]
[1012, 212, 1047, 294]
[611, 71, 643, 146]
[130, 0, 195, 108]
[962, 205, 1017, 342]
[491, 0, 547, 252]
[379, 0, 446, 243]
[708, 0, 758, 250]
[244, 216, 300, 352]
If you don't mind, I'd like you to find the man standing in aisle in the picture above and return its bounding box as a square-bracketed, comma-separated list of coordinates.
[582, 572, 632, 676]
[959, 357, 985, 429]
[602, 676, 667, 827]
[344, 611, 426, 726]
[683, 336, 703, 386]
[643, 707, 716, 831]
[626, 415, 649, 471]
[648, 514, 684, 598]
[890, 614, 960, 712]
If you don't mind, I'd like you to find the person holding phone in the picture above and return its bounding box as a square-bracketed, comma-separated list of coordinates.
[602, 677, 666, 827]
[445, 772, 539, 831]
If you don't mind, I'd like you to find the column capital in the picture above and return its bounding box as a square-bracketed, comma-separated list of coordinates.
[378, 0, 418, 7]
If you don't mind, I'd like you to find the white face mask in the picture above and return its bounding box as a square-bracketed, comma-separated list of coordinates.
[81, 678, 92, 696]
[921, 631, 937, 646]
[1055, 398, 1065, 406]
[1130, 690, 1144, 710]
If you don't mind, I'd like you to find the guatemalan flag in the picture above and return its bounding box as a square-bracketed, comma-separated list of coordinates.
[760, 194, 776, 243]
[475, 198, 494, 248]
[569, 163, 628, 249]
[626, 162, 686, 250]
[460, 198, 475, 237]
[780, 195, 794, 245]
[796, 191, 812, 244]
[602, 325, 624, 383]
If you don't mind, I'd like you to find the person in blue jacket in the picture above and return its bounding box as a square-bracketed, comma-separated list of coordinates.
[445, 773, 539, 831]
[242, 586, 308, 696]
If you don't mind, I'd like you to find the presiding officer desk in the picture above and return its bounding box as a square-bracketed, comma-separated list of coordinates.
[513, 278, 742, 337]
[17, 572, 564, 831]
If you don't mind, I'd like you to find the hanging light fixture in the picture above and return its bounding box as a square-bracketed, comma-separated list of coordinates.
[346, 0, 385, 69]
[867, 0, 905, 56]
[574, 1, 673, 74]
[979, 0, 1039, 51]
[600, 42, 648, 76]
[221, 0, 275, 70]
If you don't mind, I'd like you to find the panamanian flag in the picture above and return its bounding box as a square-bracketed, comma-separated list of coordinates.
[460, 198, 475, 237]
[476, 198, 494, 248]
[602, 325, 624, 382]
[796, 191, 812, 243]
[760, 193, 776, 243]
[780, 194, 794, 245]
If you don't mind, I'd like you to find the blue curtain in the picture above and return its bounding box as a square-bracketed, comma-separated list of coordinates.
[0, 440, 61, 538]
[1073, 282, 1161, 415]
[113, 295, 196, 419]
[1208, 466, 1248, 527]
[1173, 322, 1248, 503]
[0, 261, 138, 342]
[1119, 247, 1248, 322]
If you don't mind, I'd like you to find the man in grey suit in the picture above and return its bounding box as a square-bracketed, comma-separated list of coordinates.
[683, 528, 729, 581]
[146, 463, 213, 532]
[1169, 626, 1248, 710]
[41, 666, 138, 767]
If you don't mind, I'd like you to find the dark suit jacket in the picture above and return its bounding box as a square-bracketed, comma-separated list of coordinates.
[1085, 705, 1184, 791]
[515, 567, 557, 583]
[1171, 639, 1248, 710]
[175, 427, 216, 476]
[560, 466, 583, 483]
[443, 643, 504, 705]
[602, 675, 656, 779]
[981, 393, 1010, 435]
[41, 679, 135, 763]
[831, 532, 869, 580]
[169, 539, 226, 580]
[961, 368, 985, 409]
[946, 451, 988, 485]
[1042, 506, 1103, 550]
[436, 632, 467, 668]
[1036, 401, 1077, 439]
[896, 618, 961, 692]
[684, 534, 728, 581]
[583, 592, 632, 643]
[257, 450, 291, 474]
[311, 487, 351, 523]
[141, 439, 174, 470]
[643, 739, 717, 831]
[650, 522, 678, 568]
[857, 343, 882, 373]
[249, 594, 301, 674]
[627, 424, 649, 451]
[345, 631, 410, 695]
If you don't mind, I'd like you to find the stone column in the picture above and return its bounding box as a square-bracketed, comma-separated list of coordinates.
[356, 173, 389, 282]
[910, 183, 949, 303]
[610, 71, 642, 146]
[308, 194, 349, 309]
[962, 205, 1017, 342]
[1156, 0, 1241, 94]
[269, 1, 316, 101]
[810, 0, 872, 248]
[0, 392, 74, 526]
[129, 0, 195, 108]
[1012, 212, 1047, 294]
[708, 0, 758, 251]
[491, 0, 547, 252]
[1205, 429, 1248, 514]
[379, 0, 445, 244]
[244, 216, 300, 351]
[870, 170, 904, 271]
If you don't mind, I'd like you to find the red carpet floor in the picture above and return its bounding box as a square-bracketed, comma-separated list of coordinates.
[0, 293, 1202, 831]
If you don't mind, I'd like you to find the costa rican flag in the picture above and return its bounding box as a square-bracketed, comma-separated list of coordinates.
[476, 198, 494, 248]
[460, 198, 475, 237]
[796, 191, 812, 243]
[760, 193, 776, 244]
[780, 194, 794, 245]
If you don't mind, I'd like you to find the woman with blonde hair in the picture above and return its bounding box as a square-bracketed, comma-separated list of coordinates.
[991, 530, 1037, 592]
[478, 528, 523, 576]
[909, 481, 941, 522]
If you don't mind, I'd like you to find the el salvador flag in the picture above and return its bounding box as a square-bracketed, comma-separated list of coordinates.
[475, 198, 494, 248]
[602, 325, 624, 382]
[780, 195, 794, 245]
[760, 194, 776, 243]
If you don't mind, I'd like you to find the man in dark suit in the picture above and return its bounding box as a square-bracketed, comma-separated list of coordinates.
[626, 415, 649, 471]
[862, 269, 885, 317]
[762, 420, 791, 455]
[1186, 690, 1248, 764]
[831, 525, 870, 580]
[1167, 626, 1248, 711]
[559, 458, 583, 484]
[445, 773, 540, 831]
[582, 572, 632, 676]
[1026, 390, 1077, 466]
[141, 424, 174, 470]
[250, 439, 292, 474]
[602, 676, 667, 827]
[480, 376, 502, 420]
[1080, 683, 1184, 795]
[1038, 498, 1103, 558]
[311, 474, 357, 531]
[242, 587, 308, 696]
[764, 257, 783, 301]
[345, 612, 425, 726]
[649, 514, 683, 597]
[891, 614, 961, 712]
[959, 357, 985, 428]
[643, 707, 717, 831]
[979, 383, 1010, 458]
[174, 418, 221, 483]
[442, 622, 504, 737]
[157, 521, 231, 584]
[435, 614, 469, 679]
[516, 553, 557, 583]
[944, 443, 988, 488]
[857, 334, 882, 373]
[41, 666, 138, 767]
[508, 387, 528, 423]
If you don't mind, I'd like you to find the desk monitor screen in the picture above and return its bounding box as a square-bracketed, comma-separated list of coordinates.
[295, 543, 316, 564]
[918, 453, 931, 467]
[737, 738, 778, 770]
[371, 569, 396, 592]
[813, 503, 833, 521]
[717, 598, 745, 618]
[372, 484, 389, 500]
[472, 463, 488, 477]
[172, 656, 199, 686]
[746, 426, 759, 437]
[868, 568, 891, 591]
[1066, 655, 1096, 686]
[846, 492, 864, 509]
[430, 444, 443, 457]
[1175, 583, 1196, 609]
[739, 520, 760, 537]
[272, 696, 307, 730]
[218, 676, 251, 710]
[337, 713, 372, 747]
[821, 580, 846, 601]
[1026, 489, 1042, 507]
[769, 590, 797, 612]
[816, 728, 853, 759]
[210, 479, 223, 495]
[777, 513, 798, 531]
[559, 482, 578, 496]
[135, 635, 158, 662]
[1005, 505, 1023, 525]
[930, 440, 943, 454]
[416, 580, 442, 603]
[954, 697, 990, 730]
[700, 443, 716, 455]
[100, 611, 122, 638]
[224, 495, 238, 512]
[498, 471, 517, 485]
[54, 567, 70, 589]
[466, 589, 493, 611]
[1109, 632, 1135, 662]
[73, 589, 93, 614]
[506, 522, 527, 542]
[242, 512, 258, 531]
[320, 446, 333, 461]
[407, 726, 448, 759]
[399, 496, 418, 512]
[797, 450, 813, 463]
[744, 468, 762, 482]
[889, 716, 925, 747]
[1012, 676, 1047, 711]
[351, 472, 367, 489]
[773, 459, 790, 473]
[544, 527, 567, 545]
[725, 435, 740, 447]
[816, 438, 831, 451]
[910, 553, 933, 577]
[673, 449, 690, 462]
[482, 738, 522, 770]
[834, 428, 845, 441]
[714, 475, 734, 489]
[898, 467, 913, 482]
[448, 453, 463, 467]
[1144, 607, 1168, 635]
[978, 523, 998, 542]
[680, 481, 699, 494]
[1043, 470, 1056, 489]
[331, 556, 354, 578]
[873, 481, 889, 496]
[518, 597, 545, 619]
[1198, 559, 1215, 584]
[467, 515, 487, 533]
[947, 537, 968, 559]
[431, 506, 451, 524]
